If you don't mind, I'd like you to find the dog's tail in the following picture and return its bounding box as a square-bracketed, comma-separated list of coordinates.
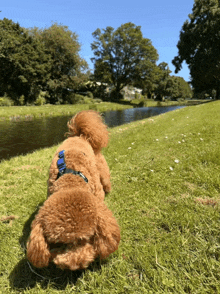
[66, 110, 109, 152]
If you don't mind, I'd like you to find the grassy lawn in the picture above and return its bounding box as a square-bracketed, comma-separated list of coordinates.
[0, 101, 220, 293]
[0, 102, 133, 121]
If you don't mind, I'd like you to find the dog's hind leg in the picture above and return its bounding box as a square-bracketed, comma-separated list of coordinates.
[95, 153, 111, 193]
[95, 202, 120, 259]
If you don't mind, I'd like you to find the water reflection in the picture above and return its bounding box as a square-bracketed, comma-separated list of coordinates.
[103, 106, 184, 127]
[0, 106, 184, 161]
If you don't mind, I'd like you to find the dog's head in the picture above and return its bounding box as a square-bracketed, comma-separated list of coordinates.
[26, 189, 97, 268]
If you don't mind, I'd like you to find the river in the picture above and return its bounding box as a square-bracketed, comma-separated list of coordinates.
[0, 106, 184, 161]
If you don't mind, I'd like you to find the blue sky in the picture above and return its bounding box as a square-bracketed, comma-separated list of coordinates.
[1, 0, 194, 82]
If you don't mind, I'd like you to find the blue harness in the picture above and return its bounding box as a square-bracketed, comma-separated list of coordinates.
[57, 150, 88, 183]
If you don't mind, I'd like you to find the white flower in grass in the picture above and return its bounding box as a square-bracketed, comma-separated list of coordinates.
[128, 147, 132, 150]
[156, 139, 159, 141]
[200, 138, 203, 141]
[174, 159, 179, 163]
[169, 167, 174, 171]
[178, 141, 181, 144]
[150, 169, 154, 172]
[165, 136, 168, 139]
[182, 139, 185, 143]
[131, 142, 135, 145]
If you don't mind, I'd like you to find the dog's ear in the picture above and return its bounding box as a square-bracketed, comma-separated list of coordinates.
[26, 223, 51, 268]
[95, 202, 120, 259]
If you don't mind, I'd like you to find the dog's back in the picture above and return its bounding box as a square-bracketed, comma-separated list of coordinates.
[47, 111, 111, 199]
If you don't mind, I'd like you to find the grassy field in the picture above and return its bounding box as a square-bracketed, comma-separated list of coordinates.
[0, 102, 133, 121]
[0, 101, 220, 293]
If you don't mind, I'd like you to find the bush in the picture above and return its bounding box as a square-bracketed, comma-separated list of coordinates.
[19, 95, 25, 105]
[34, 91, 48, 106]
[70, 94, 86, 104]
[87, 91, 93, 99]
[0, 96, 14, 106]
[83, 97, 93, 104]
[93, 98, 102, 103]
[135, 92, 141, 99]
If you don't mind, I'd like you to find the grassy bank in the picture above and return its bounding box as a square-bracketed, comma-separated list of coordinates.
[0, 101, 220, 293]
[0, 102, 133, 121]
[0, 99, 209, 121]
[131, 98, 211, 107]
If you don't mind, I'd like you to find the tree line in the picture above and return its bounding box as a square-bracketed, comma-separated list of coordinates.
[1, 0, 219, 105]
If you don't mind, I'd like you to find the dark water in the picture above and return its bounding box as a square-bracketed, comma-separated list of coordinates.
[0, 106, 184, 161]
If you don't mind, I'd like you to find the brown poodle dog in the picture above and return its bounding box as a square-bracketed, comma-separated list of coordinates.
[26, 110, 120, 270]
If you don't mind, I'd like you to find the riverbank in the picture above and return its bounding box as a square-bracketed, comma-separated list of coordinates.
[0, 102, 133, 121]
[0, 99, 208, 121]
[0, 101, 219, 293]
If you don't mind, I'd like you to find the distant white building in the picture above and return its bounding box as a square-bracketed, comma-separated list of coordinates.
[120, 86, 143, 100]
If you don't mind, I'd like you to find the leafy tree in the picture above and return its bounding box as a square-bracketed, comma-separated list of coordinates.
[172, 0, 220, 99]
[91, 22, 159, 100]
[154, 62, 172, 100]
[152, 63, 192, 100]
[31, 24, 88, 103]
[175, 76, 192, 99]
[0, 18, 51, 103]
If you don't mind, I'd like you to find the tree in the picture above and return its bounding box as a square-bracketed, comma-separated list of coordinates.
[31, 23, 88, 103]
[152, 63, 192, 100]
[154, 62, 172, 100]
[0, 18, 51, 103]
[91, 22, 159, 100]
[172, 0, 220, 99]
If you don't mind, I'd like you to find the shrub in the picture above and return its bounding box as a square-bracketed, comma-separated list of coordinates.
[70, 94, 86, 104]
[135, 92, 141, 99]
[34, 91, 48, 106]
[83, 97, 93, 104]
[93, 98, 102, 103]
[0, 96, 14, 106]
[19, 95, 25, 105]
[87, 91, 93, 99]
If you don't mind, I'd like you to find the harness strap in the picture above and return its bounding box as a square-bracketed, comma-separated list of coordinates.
[57, 150, 88, 183]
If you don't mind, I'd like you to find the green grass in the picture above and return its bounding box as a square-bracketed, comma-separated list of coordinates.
[0, 102, 133, 121]
[0, 101, 220, 293]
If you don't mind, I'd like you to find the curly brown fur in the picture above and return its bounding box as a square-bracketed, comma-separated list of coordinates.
[66, 110, 109, 153]
[26, 110, 120, 270]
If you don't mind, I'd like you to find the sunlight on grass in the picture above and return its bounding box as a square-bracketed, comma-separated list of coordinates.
[0, 101, 220, 293]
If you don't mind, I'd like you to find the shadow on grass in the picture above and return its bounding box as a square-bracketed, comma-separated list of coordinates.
[9, 203, 103, 291]
[9, 258, 85, 290]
